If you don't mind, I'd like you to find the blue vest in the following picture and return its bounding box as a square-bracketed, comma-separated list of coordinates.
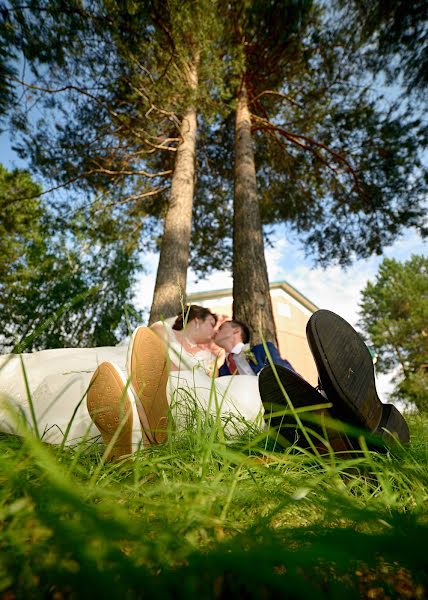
[219, 342, 295, 376]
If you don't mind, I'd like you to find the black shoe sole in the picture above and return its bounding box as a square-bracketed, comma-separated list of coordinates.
[306, 310, 409, 445]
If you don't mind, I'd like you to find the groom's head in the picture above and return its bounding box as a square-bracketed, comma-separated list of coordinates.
[214, 319, 251, 351]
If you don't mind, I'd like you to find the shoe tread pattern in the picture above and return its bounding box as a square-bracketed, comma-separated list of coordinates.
[307, 310, 383, 431]
[86, 362, 133, 461]
[129, 327, 169, 444]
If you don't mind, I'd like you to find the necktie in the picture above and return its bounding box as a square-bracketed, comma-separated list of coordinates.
[228, 353, 238, 375]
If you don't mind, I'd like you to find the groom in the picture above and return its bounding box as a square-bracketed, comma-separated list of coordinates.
[214, 314, 409, 450]
[213, 319, 295, 376]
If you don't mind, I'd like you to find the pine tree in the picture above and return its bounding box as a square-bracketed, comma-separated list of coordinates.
[146, 0, 225, 322]
[359, 256, 428, 412]
[2, 0, 226, 323]
[210, 0, 427, 344]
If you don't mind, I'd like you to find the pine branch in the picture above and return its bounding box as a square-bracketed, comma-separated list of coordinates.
[9, 75, 164, 146]
[103, 186, 170, 208]
[249, 89, 303, 109]
[251, 114, 360, 183]
[6, 166, 171, 203]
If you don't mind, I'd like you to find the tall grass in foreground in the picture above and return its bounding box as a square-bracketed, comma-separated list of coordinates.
[0, 399, 427, 599]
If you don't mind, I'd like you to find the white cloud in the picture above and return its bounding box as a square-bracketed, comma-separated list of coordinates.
[265, 238, 289, 280]
[383, 230, 428, 260]
[270, 228, 427, 328]
[284, 261, 378, 327]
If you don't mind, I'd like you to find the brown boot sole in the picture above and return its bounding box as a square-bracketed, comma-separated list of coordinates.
[127, 326, 170, 444]
[87, 362, 138, 461]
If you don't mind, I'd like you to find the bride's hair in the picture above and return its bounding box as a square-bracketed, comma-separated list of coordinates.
[172, 305, 217, 330]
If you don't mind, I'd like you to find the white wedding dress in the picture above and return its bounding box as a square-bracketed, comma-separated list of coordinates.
[0, 326, 264, 447]
[0, 345, 128, 445]
[163, 322, 264, 435]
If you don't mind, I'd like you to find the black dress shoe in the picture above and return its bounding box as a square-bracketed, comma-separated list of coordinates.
[374, 403, 410, 444]
[259, 365, 354, 454]
[306, 310, 409, 445]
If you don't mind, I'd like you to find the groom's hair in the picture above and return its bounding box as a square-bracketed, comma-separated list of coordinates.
[230, 319, 250, 344]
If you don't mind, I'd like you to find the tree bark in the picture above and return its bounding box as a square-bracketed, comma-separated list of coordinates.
[233, 80, 277, 345]
[149, 61, 198, 324]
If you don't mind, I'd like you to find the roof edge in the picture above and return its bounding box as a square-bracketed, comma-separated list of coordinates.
[188, 280, 319, 313]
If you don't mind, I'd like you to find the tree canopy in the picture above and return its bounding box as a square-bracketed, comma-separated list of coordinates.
[194, 0, 428, 341]
[358, 255, 428, 413]
[339, 0, 428, 98]
[1, 0, 229, 321]
[220, 0, 428, 264]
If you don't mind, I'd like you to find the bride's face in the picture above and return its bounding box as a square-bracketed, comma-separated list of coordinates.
[193, 315, 217, 343]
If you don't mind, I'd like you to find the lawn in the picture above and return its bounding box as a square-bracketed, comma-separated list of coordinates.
[0, 408, 427, 599]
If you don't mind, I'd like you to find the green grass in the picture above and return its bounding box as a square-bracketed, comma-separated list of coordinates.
[0, 403, 427, 599]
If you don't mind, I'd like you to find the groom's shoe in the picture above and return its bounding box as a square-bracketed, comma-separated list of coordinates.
[86, 362, 144, 461]
[306, 310, 409, 445]
[127, 326, 169, 445]
[259, 365, 354, 454]
[373, 403, 410, 445]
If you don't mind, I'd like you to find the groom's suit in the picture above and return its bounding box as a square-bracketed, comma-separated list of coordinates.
[219, 342, 295, 377]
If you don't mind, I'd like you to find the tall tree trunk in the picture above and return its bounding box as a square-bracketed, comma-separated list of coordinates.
[233, 79, 277, 345]
[149, 60, 198, 324]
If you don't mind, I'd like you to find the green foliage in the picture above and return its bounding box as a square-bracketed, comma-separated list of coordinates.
[0, 163, 142, 351]
[0, 164, 43, 278]
[359, 256, 428, 412]
[2, 0, 427, 283]
[244, 2, 427, 264]
[255, 89, 427, 265]
[2, 236, 142, 351]
[2, 0, 231, 276]
[190, 117, 234, 277]
[3, 0, 226, 195]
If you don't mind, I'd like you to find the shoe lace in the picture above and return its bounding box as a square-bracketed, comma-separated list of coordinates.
[315, 379, 328, 399]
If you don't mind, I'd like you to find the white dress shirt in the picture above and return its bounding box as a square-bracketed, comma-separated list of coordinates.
[229, 342, 256, 376]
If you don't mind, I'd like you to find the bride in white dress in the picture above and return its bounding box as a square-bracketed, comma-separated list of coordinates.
[152, 310, 264, 434]
[0, 305, 264, 455]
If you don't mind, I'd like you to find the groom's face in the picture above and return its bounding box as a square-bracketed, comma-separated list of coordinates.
[214, 321, 239, 350]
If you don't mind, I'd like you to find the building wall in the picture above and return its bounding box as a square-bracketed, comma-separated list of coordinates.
[270, 290, 318, 386]
[192, 289, 318, 386]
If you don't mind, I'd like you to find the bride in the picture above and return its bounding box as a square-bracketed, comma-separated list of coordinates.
[0, 305, 264, 459]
